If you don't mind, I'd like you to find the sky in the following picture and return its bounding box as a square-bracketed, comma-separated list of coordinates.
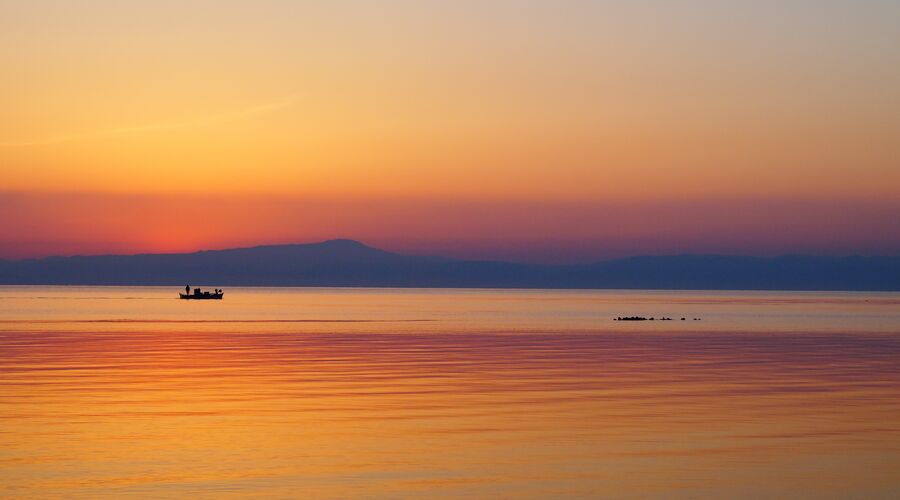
[1, 0, 899, 262]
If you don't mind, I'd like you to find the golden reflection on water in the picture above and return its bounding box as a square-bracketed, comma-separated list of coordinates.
[1, 287, 899, 498]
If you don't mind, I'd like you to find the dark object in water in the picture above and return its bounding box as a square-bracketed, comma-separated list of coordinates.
[179, 287, 224, 300]
[615, 316, 699, 322]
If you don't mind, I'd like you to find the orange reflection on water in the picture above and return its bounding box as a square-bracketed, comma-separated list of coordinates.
[1, 288, 900, 497]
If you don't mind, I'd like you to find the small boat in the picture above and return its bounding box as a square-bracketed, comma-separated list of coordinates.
[179, 287, 223, 300]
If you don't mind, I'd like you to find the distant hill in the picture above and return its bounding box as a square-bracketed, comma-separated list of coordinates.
[1, 239, 899, 291]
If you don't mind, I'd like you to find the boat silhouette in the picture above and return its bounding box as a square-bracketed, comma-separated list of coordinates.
[179, 286, 223, 300]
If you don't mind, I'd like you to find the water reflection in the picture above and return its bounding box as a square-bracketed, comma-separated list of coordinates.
[1, 288, 899, 498]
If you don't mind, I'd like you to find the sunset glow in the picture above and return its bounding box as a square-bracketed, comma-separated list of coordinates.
[2, 1, 899, 260]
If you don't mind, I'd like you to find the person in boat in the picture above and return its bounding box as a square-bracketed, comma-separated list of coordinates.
[185, 285, 190, 295]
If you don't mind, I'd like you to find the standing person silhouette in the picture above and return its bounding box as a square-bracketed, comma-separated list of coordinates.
[185, 285, 190, 295]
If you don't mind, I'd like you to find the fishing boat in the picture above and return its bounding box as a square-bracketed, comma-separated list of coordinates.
[179, 287, 224, 300]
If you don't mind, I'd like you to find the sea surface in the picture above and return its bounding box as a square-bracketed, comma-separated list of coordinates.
[1, 286, 899, 498]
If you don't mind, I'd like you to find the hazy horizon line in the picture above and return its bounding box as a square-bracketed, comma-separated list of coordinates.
[4, 238, 899, 265]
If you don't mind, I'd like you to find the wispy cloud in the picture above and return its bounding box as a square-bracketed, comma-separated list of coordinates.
[0, 93, 298, 147]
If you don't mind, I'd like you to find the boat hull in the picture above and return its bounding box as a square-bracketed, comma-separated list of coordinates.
[179, 293, 223, 300]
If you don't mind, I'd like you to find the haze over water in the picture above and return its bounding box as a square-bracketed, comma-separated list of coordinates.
[1, 286, 899, 498]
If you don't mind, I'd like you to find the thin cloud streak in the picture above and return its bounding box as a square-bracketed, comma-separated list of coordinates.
[0, 94, 299, 147]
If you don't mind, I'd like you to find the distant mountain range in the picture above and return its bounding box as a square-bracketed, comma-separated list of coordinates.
[1, 239, 899, 291]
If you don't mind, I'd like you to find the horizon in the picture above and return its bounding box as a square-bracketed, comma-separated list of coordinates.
[3, 193, 899, 263]
[3, 236, 900, 265]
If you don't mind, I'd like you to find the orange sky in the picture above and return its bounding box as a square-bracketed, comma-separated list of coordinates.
[2, 192, 898, 262]
[1, 1, 899, 261]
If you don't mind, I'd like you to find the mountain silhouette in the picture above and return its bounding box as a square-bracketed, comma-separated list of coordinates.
[1, 239, 898, 290]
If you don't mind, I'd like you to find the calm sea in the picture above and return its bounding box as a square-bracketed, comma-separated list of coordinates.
[1, 286, 899, 498]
